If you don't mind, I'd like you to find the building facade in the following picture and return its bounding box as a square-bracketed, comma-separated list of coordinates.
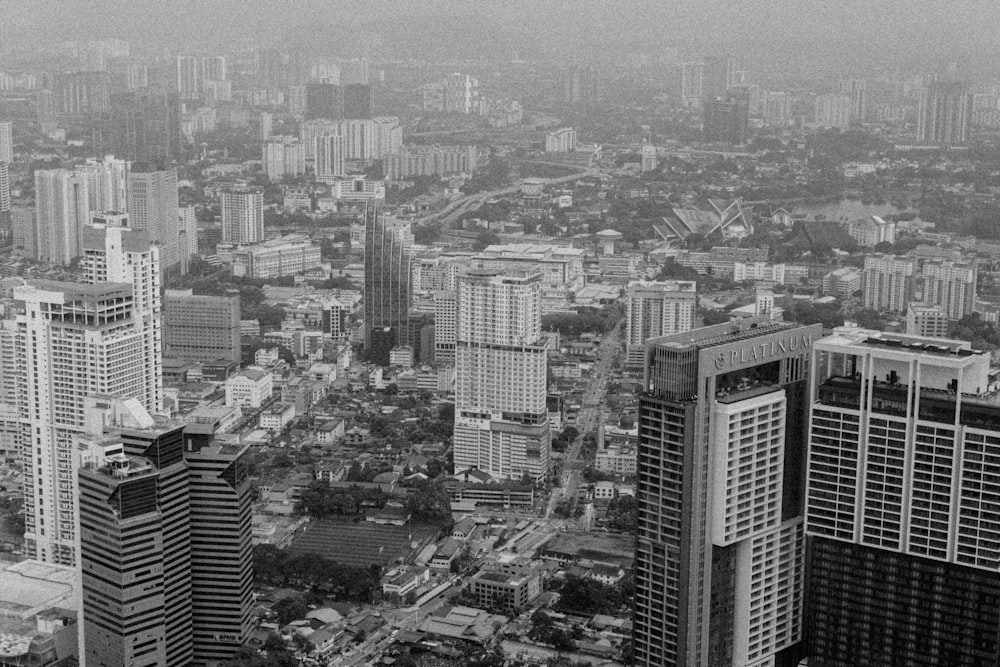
[129, 164, 182, 271]
[221, 189, 264, 245]
[363, 209, 412, 366]
[862, 254, 916, 313]
[633, 319, 820, 667]
[453, 270, 550, 481]
[624, 280, 697, 368]
[33, 169, 90, 264]
[14, 221, 162, 566]
[805, 328, 1000, 665]
[922, 258, 977, 320]
[163, 290, 241, 363]
[917, 81, 972, 146]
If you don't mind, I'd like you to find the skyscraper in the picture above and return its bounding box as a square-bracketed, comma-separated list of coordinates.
[703, 93, 750, 144]
[922, 258, 977, 320]
[0, 120, 12, 164]
[314, 133, 345, 179]
[221, 189, 264, 245]
[79, 422, 253, 667]
[163, 289, 241, 364]
[453, 270, 550, 481]
[90, 91, 182, 163]
[15, 218, 162, 565]
[633, 318, 820, 666]
[624, 280, 697, 368]
[74, 154, 130, 214]
[805, 328, 1000, 665]
[702, 56, 740, 99]
[815, 93, 853, 129]
[839, 78, 867, 121]
[33, 169, 90, 264]
[129, 163, 182, 271]
[0, 161, 9, 215]
[176, 56, 202, 99]
[305, 83, 343, 120]
[560, 66, 599, 105]
[917, 81, 973, 145]
[262, 137, 306, 180]
[363, 208, 411, 366]
[343, 83, 374, 118]
[862, 254, 916, 312]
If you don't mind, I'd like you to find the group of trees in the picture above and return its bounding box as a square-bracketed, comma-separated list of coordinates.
[551, 426, 579, 454]
[254, 544, 381, 602]
[550, 574, 631, 616]
[949, 313, 1000, 350]
[222, 634, 300, 667]
[528, 610, 577, 652]
[605, 495, 637, 533]
[295, 480, 388, 518]
[542, 307, 620, 338]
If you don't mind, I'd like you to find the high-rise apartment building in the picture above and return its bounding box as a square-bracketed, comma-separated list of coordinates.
[74, 155, 130, 214]
[763, 91, 792, 126]
[815, 93, 853, 129]
[176, 56, 201, 99]
[53, 71, 110, 117]
[14, 218, 162, 565]
[922, 258, 977, 320]
[862, 254, 916, 312]
[433, 290, 457, 365]
[163, 289, 241, 364]
[0, 120, 12, 163]
[314, 133, 346, 179]
[299, 117, 401, 162]
[453, 270, 550, 481]
[633, 318, 820, 667]
[79, 423, 253, 667]
[702, 56, 740, 99]
[221, 189, 264, 244]
[917, 81, 973, 145]
[383, 145, 477, 181]
[263, 137, 306, 180]
[33, 169, 90, 264]
[364, 209, 412, 365]
[0, 161, 9, 215]
[545, 127, 577, 153]
[624, 280, 697, 368]
[129, 163, 182, 271]
[805, 328, 1000, 665]
[839, 78, 867, 121]
[201, 55, 227, 83]
[560, 66, 599, 105]
[681, 62, 704, 106]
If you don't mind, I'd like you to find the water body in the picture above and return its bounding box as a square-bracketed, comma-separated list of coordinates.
[794, 199, 925, 224]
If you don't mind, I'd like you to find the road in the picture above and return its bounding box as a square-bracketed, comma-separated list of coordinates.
[545, 324, 622, 519]
[419, 166, 604, 228]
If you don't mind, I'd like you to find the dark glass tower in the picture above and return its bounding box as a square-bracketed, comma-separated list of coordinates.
[363, 206, 411, 366]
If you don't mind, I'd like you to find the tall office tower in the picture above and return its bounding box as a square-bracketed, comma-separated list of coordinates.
[433, 290, 457, 365]
[561, 65, 599, 105]
[74, 154, 130, 213]
[314, 133, 345, 179]
[922, 259, 977, 320]
[702, 56, 738, 99]
[815, 93, 853, 129]
[805, 329, 1000, 666]
[763, 91, 792, 126]
[262, 137, 306, 180]
[862, 254, 917, 312]
[15, 221, 162, 565]
[176, 56, 201, 99]
[0, 120, 12, 163]
[178, 205, 197, 269]
[453, 270, 550, 481]
[163, 289, 241, 363]
[343, 83, 373, 118]
[53, 71, 110, 116]
[34, 169, 90, 264]
[363, 208, 412, 366]
[90, 91, 182, 163]
[624, 280, 697, 368]
[128, 163, 181, 271]
[917, 81, 973, 145]
[79, 423, 254, 667]
[681, 62, 704, 106]
[221, 188, 264, 244]
[703, 93, 750, 144]
[305, 83, 343, 120]
[201, 55, 227, 83]
[633, 319, 820, 667]
[0, 162, 9, 215]
[839, 78, 867, 121]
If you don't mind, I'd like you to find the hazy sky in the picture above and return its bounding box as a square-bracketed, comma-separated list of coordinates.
[2, 1, 998, 73]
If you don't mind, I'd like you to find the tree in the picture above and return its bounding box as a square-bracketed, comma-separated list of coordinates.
[272, 596, 308, 625]
[472, 231, 501, 251]
[257, 305, 286, 332]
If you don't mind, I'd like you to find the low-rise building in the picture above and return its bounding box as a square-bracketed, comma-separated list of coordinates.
[259, 403, 295, 430]
[231, 237, 322, 279]
[226, 369, 273, 408]
[469, 568, 540, 615]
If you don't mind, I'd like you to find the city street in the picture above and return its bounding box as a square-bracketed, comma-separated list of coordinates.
[545, 323, 622, 519]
